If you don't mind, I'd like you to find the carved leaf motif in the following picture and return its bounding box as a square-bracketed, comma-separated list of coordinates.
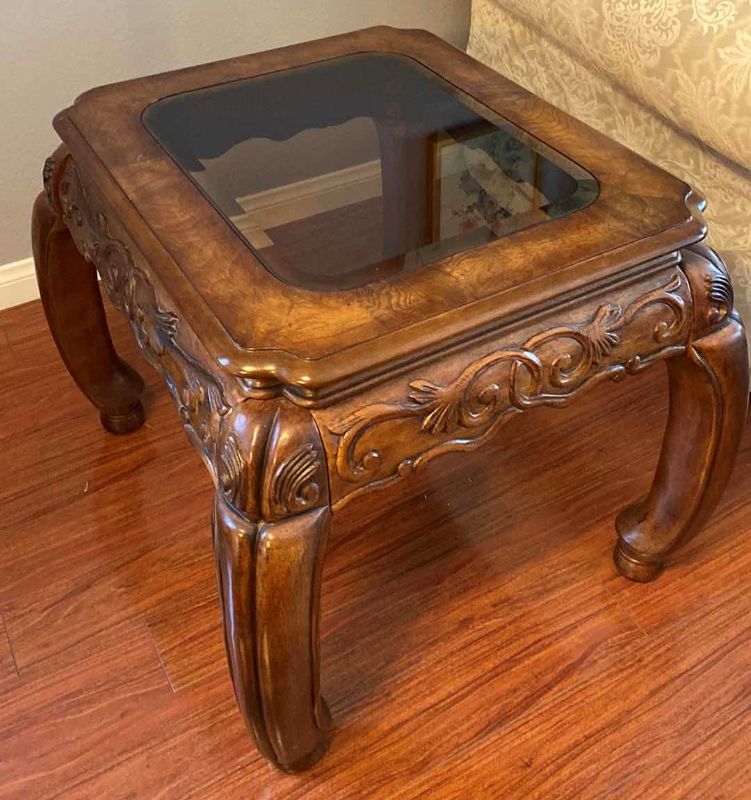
[42, 157, 57, 199]
[152, 309, 179, 345]
[579, 304, 622, 362]
[218, 432, 244, 506]
[408, 379, 464, 434]
[272, 444, 321, 515]
[408, 375, 504, 435]
[179, 370, 228, 445]
[706, 271, 733, 326]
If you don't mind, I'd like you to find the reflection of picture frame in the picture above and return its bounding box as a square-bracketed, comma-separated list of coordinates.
[425, 120, 547, 243]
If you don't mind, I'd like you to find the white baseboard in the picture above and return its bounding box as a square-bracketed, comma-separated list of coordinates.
[231, 160, 382, 249]
[0, 257, 39, 310]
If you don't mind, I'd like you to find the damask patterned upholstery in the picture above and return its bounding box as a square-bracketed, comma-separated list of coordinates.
[468, 0, 751, 352]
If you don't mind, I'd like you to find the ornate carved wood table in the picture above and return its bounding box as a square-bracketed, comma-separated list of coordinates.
[33, 27, 748, 772]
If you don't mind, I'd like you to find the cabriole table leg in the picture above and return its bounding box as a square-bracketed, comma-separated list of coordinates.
[31, 153, 144, 434]
[614, 245, 749, 581]
[212, 400, 332, 771]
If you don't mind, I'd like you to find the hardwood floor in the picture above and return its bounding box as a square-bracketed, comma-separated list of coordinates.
[1, 296, 750, 799]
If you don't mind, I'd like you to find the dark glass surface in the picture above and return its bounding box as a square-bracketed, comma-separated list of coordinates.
[144, 54, 598, 291]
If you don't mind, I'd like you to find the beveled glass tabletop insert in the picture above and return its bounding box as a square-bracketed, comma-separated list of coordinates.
[144, 53, 598, 292]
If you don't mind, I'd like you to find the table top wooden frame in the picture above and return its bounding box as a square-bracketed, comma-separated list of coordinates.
[53, 26, 705, 402]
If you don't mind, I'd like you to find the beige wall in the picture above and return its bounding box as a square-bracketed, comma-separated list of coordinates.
[0, 0, 470, 264]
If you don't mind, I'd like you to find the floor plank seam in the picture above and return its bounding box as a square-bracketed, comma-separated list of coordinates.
[0, 611, 20, 678]
[144, 620, 177, 694]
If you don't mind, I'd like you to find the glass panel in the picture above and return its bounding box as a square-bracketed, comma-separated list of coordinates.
[144, 53, 598, 291]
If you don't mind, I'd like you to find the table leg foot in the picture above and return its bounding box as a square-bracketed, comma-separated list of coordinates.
[100, 402, 145, 435]
[275, 701, 332, 774]
[613, 539, 663, 583]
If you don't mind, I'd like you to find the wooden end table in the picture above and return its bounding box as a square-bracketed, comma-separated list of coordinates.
[33, 27, 748, 771]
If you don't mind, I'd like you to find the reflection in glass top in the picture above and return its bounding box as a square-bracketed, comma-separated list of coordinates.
[144, 54, 598, 291]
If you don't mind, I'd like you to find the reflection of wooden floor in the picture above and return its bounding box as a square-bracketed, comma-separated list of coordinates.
[254, 193, 547, 290]
[256, 196, 388, 290]
[1, 297, 751, 798]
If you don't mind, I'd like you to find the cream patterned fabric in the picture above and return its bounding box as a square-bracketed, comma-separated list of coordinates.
[470, 0, 751, 166]
[468, 0, 751, 349]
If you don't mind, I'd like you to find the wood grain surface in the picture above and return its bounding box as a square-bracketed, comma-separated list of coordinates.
[1, 295, 750, 797]
[53, 27, 705, 394]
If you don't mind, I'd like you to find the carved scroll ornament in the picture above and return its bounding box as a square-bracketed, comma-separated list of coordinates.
[52, 156, 230, 472]
[329, 270, 691, 498]
[215, 404, 328, 522]
[270, 444, 322, 516]
[706, 271, 733, 327]
[682, 242, 737, 337]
